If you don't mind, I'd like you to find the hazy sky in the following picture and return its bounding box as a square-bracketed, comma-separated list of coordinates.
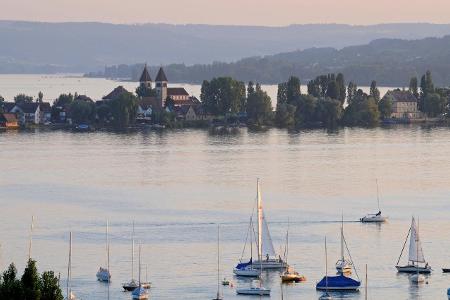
[2, 0, 450, 26]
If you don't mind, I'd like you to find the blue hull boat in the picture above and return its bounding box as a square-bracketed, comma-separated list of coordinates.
[316, 275, 360, 291]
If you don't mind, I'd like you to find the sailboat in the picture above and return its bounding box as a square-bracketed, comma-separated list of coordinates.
[235, 179, 286, 271]
[335, 216, 352, 274]
[281, 221, 306, 283]
[236, 180, 271, 296]
[96, 220, 111, 282]
[317, 229, 361, 291]
[213, 225, 223, 300]
[123, 222, 150, 291]
[233, 217, 259, 277]
[66, 232, 78, 300]
[396, 216, 431, 274]
[132, 245, 149, 300]
[360, 180, 388, 223]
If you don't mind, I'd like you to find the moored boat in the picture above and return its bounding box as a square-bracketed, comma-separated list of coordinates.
[96, 220, 111, 283]
[360, 180, 388, 223]
[396, 217, 431, 274]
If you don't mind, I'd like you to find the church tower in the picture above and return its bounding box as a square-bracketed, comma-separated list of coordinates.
[155, 67, 168, 107]
[139, 64, 152, 89]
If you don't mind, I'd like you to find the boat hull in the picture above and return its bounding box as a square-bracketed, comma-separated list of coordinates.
[443, 268, 450, 273]
[281, 274, 306, 282]
[251, 259, 287, 270]
[396, 265, 431, 274]
[233, 268, 259, 277]
[236, 288, 270, 296]
[360, 216, 387, 223]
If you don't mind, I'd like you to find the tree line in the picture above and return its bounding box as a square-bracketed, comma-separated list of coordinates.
[0, 259, 63, 300]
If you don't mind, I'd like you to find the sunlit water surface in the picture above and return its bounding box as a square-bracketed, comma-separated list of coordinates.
[2, 125, 450, 300]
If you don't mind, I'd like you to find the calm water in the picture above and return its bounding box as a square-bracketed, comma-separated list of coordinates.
[2, 126, 450, 300]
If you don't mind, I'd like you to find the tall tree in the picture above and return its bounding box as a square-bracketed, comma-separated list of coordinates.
[37, 91, 44, 103]
[246, 83, 273, 126]
[200, 77, 246, 115]
[347, 82, 357, 105]
[420, 70, 435, 111]
[14, 94, 34, 105]
[21, 259, 41, 300]
[41, 271, 63, 300]
[409, 77, 419, 99]
[336, 73, 346, 104]
[370, 80, 380, 102]
[0, 263, 23, 300]
[108, 91, 138, 128]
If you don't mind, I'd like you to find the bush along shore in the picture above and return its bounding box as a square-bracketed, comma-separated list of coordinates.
[1, 70, 450, 132]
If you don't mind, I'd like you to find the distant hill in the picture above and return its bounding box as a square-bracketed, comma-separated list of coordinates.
[93, 35, 450, 87]
[2, 21, 450, 73]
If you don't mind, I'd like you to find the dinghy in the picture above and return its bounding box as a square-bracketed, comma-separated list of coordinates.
[396, 217, 431, 274]
[360, 180, 388, 223]
[96, 220, 111, 283]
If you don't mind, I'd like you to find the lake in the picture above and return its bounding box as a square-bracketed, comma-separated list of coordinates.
[1, 75, 448, 300]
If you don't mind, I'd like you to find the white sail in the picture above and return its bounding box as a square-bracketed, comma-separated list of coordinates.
[261, 213, 276, 257]
[408, 217, 425, 263]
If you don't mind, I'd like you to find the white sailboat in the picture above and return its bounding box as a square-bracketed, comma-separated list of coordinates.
[396, 217, 431, 274]
[233, 217, 259, 277]
[335, 216, 352, 274]
[96, 220, 111, 282]
[213, 225, 223, 300]
[360, 180, 388, 223]
[132, 245, 149, 300]
[410, 219, 426, 283]
[251, 179, 286, 270]
[236, 179, 271, 296]
[66, 232, 78, 300]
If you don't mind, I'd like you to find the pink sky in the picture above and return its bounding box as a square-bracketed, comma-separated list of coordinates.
[2, 0, 450, 25]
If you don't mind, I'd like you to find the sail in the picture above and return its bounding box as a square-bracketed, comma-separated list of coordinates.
[408, 217, 425, 263]
[261, 213, 276, 257]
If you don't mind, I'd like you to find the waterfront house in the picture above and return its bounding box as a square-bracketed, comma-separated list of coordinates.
[10, 102, 40, 124]
[1, 102, 16, 113]
[382, 90, 422, 120]
[102, 86, 130, 101]
[136, 98, 153, 122]
[0, 113, 19, 129]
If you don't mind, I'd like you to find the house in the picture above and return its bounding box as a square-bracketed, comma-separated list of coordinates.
[1, 102, 16, 113]
[0, 113, 19, 129]
[174, 105, 213, 121]
[136, 98, 154, 122]
[382, 90, 422, 119]
[9, 102, 52, 125]
[102, 86, 130, 101]
[39, 102, 52, 124]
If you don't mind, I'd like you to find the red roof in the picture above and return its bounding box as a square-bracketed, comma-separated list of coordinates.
[0, 113, 18, 123]
[103, 86, 130, 100]
[168, 88, 189, 96]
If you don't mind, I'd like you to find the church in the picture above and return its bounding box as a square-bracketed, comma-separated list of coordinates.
[138, 65, 200, 110]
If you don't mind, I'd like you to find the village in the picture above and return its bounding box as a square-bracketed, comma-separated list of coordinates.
[0, 66, 448, 131]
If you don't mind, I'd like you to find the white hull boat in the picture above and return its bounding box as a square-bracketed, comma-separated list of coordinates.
[360, 214, 388, 223]
[251, 259, 287, 270]
[236, 280, 270, 296]
[396, 265, 431, 274]
[233, 267, 259, 277]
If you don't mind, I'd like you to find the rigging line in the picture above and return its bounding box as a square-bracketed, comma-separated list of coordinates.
[396, 227, 411, 266]
[239, 217, 252, 261]
[343, 234, 359, 281]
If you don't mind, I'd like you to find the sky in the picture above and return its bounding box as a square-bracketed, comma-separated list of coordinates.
[1, 0, 450, 26]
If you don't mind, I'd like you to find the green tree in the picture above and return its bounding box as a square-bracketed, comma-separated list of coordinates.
[37, 91, 44, 103]
[336, 73, 346, 104]
[343, 93, 380, 127]
[108, 92, 138, 128]
[370, 80, 380, 102]
[420, 70, 435, 111]
[278, 76, 301, 105]
[70, 99, 95, 124]
[246, 83, 273, 126]
[135, 84, 156, 98]
[200, 77, 246, 115]
[14, 94, 34, 105]
[424, 93, 446, 117]
[347, 82, 357, 105]
[294, 94, 317, 127]
[41, 271, 63, 300]
[409, 77, 419, 99]
[164, 96, 175, 111]
[315, 97, 343, 128]
[275, 103, 296, 128]
[378, 96, 392, 119]
[21, 259, 41, 300]
[96, 104, 111, 123]
[0, 263, 23, 300]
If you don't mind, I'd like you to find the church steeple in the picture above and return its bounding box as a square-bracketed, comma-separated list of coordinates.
[139, 64, 152, 89]
[155, 67, 168, 106]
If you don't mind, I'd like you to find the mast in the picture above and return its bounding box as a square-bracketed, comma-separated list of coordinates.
[325, 237, 328, 289]
[216, 224, 221, 300]
[365, 264, 368, 300]
[132, 221, 135, 281]
[28, 215, 34, 260]
[376, 179, 380, 212]
[341, 214, 344, 263]
[257, 179, 262, 261]
[286, 219, 290, 265]
[67, 232, 72, 299]
[250, 217, 253, 262]
[138, 244, 142, 286]
[106, 220, 110, 273]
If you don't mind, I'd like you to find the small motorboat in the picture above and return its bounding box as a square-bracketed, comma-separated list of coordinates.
[236, 279, 270, 296]
[96, 267, 111, 282]
[281, 266, 306, 283]
[131, 286, 149, 300]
